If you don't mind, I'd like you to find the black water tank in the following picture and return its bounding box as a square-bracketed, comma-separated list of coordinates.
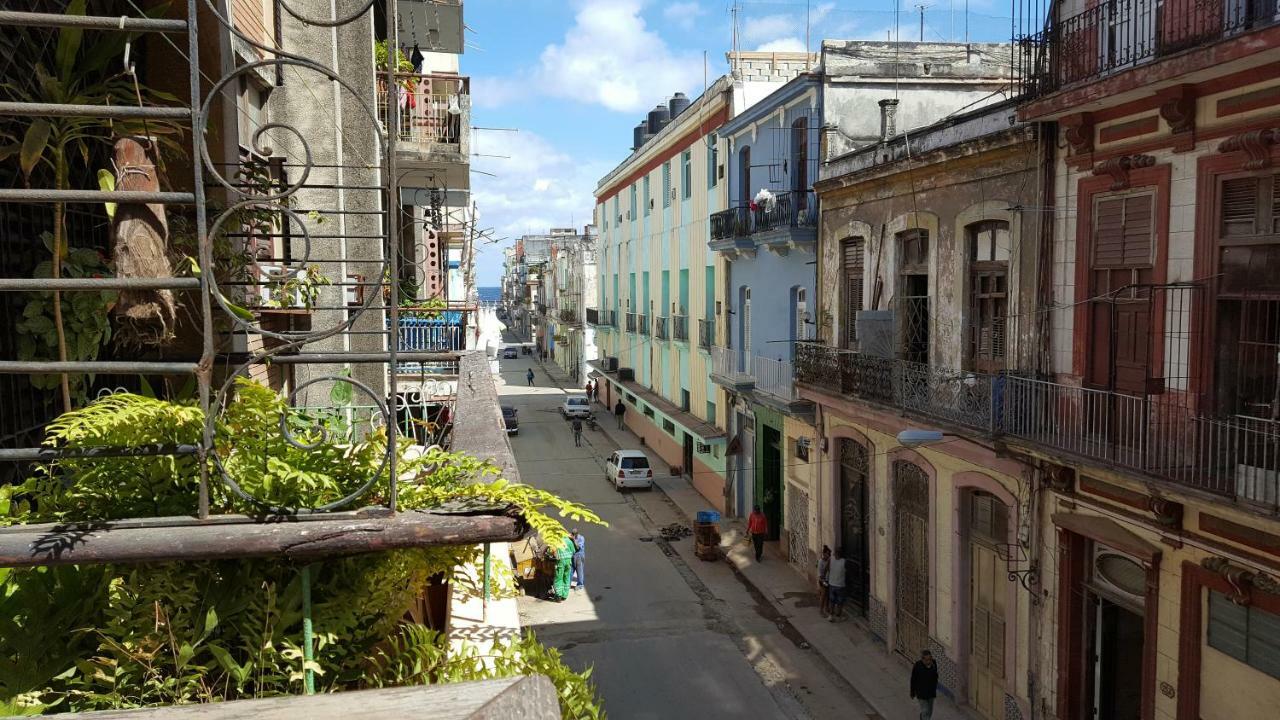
[633, 122, 647, 150]
[668, 92, 690, 118]
[647, 104, 670, 134]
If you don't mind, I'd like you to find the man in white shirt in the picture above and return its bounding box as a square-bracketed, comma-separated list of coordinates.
[827, 547, 847, 622]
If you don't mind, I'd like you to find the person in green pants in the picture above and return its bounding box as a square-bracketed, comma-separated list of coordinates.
[548, 534, 575, 602]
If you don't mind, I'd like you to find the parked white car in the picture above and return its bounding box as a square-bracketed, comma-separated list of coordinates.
[560, 395, 592, 419]
[605, 450, 653, 490]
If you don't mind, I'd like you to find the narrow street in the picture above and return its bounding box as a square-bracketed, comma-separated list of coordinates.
[494, 337, 873, 720]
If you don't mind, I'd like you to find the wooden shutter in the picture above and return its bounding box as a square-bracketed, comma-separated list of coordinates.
[1094, 194, 1153, 268]
[1271, 175, 1280, 233]
[1222, 177, 1260, 236]
[843, 238, 864, 346]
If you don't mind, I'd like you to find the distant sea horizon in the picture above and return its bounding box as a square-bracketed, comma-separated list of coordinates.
[477, 286, 501, 302]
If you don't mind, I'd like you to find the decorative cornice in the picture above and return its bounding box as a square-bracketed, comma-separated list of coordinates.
[1148, 496, 1184, 529]
[1158, 86, 1196, 135]
[1092, 154, 1156, 191]
[1202, 556, 1280, 605]
[1062, 112, 1094, 155]
[1218, 128, 1280, 170]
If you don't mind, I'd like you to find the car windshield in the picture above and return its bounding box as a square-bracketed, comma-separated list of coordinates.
[567, 398, 588, 406]
[620, 457, 649, 469]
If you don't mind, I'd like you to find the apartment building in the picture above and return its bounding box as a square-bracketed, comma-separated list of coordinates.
[541, 227, 598, 382]
[589, 52, 816, 510]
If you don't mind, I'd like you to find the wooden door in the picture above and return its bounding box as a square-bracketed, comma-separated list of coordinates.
[968, 492, 1008, 720]
[894, 460, 930, 657]
[839, 439, 870, 616]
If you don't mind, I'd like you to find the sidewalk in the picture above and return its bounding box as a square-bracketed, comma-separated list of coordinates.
[538, 360, 972, 720]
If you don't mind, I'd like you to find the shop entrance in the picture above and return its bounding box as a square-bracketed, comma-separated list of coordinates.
[1088, 594, 1144, 720]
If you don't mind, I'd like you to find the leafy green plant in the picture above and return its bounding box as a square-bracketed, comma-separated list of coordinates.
[14, 234, 116, 398]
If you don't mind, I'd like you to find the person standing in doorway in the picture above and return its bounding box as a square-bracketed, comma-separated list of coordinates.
[817, 545, 832, 618]
[910, 650, 939, 720]
[747, 505, 768, 561]
[571, 528, 586, 591]
[827, 547, 847, 622]
[613, 399, 626, 429]
[526, 368, 534, 386]
[571, 417, 583, 447]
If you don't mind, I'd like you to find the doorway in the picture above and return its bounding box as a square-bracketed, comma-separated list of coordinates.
[894, 460, 930, 657]
[761, 425, 782, 541]
[967, 492, 1009, 720]
[683, 433, 694, 479]
[740, 420, 756, 517]
[839, 439, 870, 616]
[1087, 594, 1144, 720]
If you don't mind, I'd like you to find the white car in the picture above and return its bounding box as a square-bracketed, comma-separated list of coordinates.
[605, 450, 653, 490]
[560, 395, 592, 419]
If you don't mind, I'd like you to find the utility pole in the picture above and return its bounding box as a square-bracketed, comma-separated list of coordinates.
[916, 3, 930, 42]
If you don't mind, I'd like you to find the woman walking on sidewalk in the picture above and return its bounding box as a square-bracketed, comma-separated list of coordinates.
[526, 368, 535, 386]
[747, 506, 768, 561]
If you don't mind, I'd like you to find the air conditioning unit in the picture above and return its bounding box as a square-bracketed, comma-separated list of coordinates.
[618, 367, 635, 381]
[601, 356, 619, 372]
[696, 442, 710, 454]
[856, 310, 895, 358]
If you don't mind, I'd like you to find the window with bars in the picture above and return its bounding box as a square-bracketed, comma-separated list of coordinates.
[1207, 590, 1280, 680]
[1214, 172, 1280, 417]
[842, 238, 864, 348]
[897, 229, 930, 364]
[967, 221, 1010, 373]
[1087, 192, 1155, 392]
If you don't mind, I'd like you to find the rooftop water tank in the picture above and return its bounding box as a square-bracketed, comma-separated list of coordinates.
[647, 104, 670, 135]
[633, 121, 647, 151]
[668, 92, 690, 118]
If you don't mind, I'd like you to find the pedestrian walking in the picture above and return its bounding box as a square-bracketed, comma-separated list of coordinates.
[526, 368, 534, 386]
[548, 534, 575, 602]
[571, 528, 586, 590]
[910, 650, 939, 720]
[585, 380, 593, 399]
[571, 417, 583, 447]
[827, 547, 847, 622]
[592, 382, 600, 402]
[747, 505, 768, 561]
[613, 399, 626, 429]
[817, 545, 832, 618]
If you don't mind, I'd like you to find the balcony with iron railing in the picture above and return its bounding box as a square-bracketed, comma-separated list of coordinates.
[793, 343, 1280, 511]
[672, 314, 688, 342]
[625, 312, 637, 333]
[558, 307, 579, 325]
[376, 73, 471, 161]
[654, 316, 669, 340]
[638, 314, 650, 336]
[710, 346, 754, 389]
[753, 355, 801, 404]
[697, 318, 715, 350]
[708, 190, 817, 254]
[1025, 0, 1280, 99]
[585, 308, 600, 325]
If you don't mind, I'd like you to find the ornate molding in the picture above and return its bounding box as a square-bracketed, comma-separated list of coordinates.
[1092, 154, 1156, 191]
[1158, 85, 1196, 135]
[1062, 112, 1094, 155]
[1043, 463, 1075, 493]
[1218, 128, 1280, 170]
[1202, 556, 1280, 605]
[1148, 496, 1184, 529]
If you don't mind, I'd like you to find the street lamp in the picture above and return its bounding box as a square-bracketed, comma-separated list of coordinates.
[896, 428, 947, 448]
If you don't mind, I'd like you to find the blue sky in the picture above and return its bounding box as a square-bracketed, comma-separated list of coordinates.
[464, 0, 1017, 285]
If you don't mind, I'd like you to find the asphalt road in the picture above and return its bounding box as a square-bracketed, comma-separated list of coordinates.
[495, 345, 872, 720]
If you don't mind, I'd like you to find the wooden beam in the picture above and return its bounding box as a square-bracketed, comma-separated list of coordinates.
[68, 675, 561, 719]
[0, 509, 526, 568]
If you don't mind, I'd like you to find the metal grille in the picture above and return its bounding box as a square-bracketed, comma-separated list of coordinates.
[894, 459, 930, 658]
[839, 438, 870, 616]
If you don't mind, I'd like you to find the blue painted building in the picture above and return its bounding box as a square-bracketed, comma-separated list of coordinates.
[709, 73, 821, 567]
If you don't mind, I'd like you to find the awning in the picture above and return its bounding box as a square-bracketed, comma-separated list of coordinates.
[600, 373, 727, 442]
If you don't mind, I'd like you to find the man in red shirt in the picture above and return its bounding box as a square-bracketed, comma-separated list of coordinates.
[747, 505, 769, 561]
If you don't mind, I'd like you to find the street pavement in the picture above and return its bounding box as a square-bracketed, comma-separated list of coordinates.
[494, 340, 876, 720]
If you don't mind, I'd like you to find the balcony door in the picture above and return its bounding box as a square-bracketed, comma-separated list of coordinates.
[1087, 192, 1155, 396]
[1099, 0, 1157, 73]
[740, 286, 752, 371]
[894, 460, 930, 658]
[839, 439, 870, 617]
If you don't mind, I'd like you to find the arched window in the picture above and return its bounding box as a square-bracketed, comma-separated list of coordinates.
[967, 220, 1010, 372]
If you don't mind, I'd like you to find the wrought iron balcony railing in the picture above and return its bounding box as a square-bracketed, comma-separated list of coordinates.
[375, 73, 470, 155]
[1033, 0, 1280, 94]
[709, 190, 818, 242]
[654, 316, 669, 340]
[585, 308, 600, 325]
[672, 314, 688, 341]
[638, 314, 650, 336]
[558, 308, 578, 324]
[625, 312, 637, 333]
[794, 343, 1280, 510]
[698, 318, 715, 349]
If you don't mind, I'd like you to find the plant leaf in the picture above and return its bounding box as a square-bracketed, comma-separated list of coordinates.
[97, 169, 116, 220]
[19, 120, 51, 180]
[55, 0, 88, 81]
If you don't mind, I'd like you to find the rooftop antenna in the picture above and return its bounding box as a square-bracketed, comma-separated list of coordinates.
[916, 3, 931, 42]
[731, 0, 740, 77]
[805, 0, 811, 70]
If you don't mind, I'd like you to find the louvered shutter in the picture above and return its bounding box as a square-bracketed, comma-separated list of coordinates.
[1122, 195, 1153, 265]
[1222, 177, 1259, 236]
[843, 239, 865, 346]
[972, 608, 989, 668]
[1271, 174, 1280, 233]
[1094, 194, 1153, 268]
[989, 616, 1006, 675]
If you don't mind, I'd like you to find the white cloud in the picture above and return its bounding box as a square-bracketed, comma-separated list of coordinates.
[741, 2, 837, 51]
[533, 0, 705, 113]
[755, 37, 806, 53]
[470, 129, 611, 280]
[662, 1, 705, 30]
